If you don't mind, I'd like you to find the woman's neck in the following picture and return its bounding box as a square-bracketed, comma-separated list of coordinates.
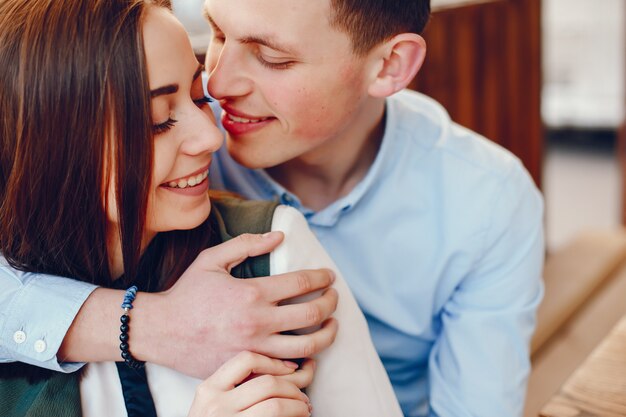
[107, 227, 156, 280]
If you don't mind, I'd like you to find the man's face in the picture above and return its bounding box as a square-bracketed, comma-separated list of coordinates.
[204, 0, 376, 169]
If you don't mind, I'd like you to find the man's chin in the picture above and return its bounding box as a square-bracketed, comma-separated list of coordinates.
[227, 145, 279, 170]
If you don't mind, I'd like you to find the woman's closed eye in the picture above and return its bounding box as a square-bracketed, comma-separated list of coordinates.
[193, 95, 213, 108]
[152, 117, 177, 135]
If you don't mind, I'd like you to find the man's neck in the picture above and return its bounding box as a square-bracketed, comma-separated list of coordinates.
[266, 100, 386, 211]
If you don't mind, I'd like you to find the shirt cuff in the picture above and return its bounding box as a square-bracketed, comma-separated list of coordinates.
[0, 274, 97, 372]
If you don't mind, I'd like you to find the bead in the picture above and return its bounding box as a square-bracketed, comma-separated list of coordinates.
[118, 286, 144, 369]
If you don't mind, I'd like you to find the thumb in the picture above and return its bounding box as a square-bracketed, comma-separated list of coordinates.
[196, 231, 284, 273]
[210, 351, 298, 391]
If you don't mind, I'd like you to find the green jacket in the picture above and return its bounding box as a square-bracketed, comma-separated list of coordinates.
[0, 198, 279, 417]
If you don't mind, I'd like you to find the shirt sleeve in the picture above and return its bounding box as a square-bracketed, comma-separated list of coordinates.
[270, 206, 404, 417]
[0, 258, 97, 372]
[428, 163, 545, 417]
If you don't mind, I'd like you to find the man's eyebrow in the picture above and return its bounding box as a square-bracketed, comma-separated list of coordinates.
[239, 35, 297, 55]
[204, 12, 218, 31]
[204, 11, 296, 55]
[150, 64, 204, 98]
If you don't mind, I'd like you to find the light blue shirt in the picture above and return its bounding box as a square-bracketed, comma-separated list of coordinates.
[0, 258, 96, 372]
[0, 90, 543, 417]
[209, 90, 545, 417]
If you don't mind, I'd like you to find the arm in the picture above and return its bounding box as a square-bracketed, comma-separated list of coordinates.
[3, 232, 339, 379]
[270, 206, 404, 417]
[428, 164, 544, 417]
[0, 259, 96, 372]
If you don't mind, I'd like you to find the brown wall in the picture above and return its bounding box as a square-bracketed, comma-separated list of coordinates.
[410, 0, 543, 188]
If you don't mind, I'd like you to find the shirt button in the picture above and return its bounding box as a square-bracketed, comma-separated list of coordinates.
[34, 339, 47, 353]
[13, 330, 26, 344]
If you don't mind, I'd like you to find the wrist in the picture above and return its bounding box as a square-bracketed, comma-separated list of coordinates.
[127, 291, 171, 366]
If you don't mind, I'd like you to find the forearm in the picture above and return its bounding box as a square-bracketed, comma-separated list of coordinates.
[59, 287, 167, 366]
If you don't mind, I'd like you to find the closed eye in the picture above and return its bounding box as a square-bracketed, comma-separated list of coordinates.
[152, 118, 178, 135]
[193, 96, 213, 108]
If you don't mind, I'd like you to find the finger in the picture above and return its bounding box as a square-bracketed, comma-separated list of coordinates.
[209, 351, 298, 390]
[252, 268, 335, 303]
[232, 374, 309, 411]
[277, 359, 315, 389]
[271, 288, 338, 333]
[195, 232, 285, 272]
[257, 318, 339, 359]
[240, 398, 311, 417]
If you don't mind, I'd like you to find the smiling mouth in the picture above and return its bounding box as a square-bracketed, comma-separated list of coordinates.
[226, 113, 271, 124]
[164, 170, 209, 189]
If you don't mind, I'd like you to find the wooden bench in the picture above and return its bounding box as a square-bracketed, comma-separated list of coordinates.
[532, 230, 626, 354]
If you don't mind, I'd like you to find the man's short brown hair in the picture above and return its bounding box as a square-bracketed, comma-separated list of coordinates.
[329, 0, 431, 55]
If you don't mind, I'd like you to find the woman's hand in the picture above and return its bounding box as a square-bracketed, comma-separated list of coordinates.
[188, 351, 315, 417]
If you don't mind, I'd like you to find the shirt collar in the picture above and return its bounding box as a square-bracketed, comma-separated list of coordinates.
[250, 100, 397, 227]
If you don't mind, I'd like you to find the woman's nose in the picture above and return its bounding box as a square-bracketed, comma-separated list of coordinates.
[180, 107, 224, 156]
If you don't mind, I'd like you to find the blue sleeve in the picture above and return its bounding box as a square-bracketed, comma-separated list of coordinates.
[428, 163, 545, 417]
[0, 259, 97, 372]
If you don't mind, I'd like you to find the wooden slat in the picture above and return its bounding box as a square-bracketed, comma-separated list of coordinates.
[525, 256, 626, 417]
[532, 230, 626, 354]
[539, 316, 626, 417]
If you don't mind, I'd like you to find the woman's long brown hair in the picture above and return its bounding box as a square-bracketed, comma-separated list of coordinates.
[0, 0, 204, 289]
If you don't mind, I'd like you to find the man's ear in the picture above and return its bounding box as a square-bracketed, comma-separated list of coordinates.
[367, 34, 426, 98]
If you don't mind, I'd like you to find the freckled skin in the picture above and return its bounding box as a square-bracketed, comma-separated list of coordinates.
[205, 0, 385, 171]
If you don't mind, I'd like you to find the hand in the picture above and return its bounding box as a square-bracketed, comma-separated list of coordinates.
[137, 232, 338, 379]
[188, 351, 314, 417]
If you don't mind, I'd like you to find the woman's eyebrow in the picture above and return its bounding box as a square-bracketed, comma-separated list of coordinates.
[193, 64, 205, 82]
[150, 64, 204, 98]
[151, 84, 178, 98]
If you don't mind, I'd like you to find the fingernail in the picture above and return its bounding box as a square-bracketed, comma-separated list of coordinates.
[283, 360, 299, 369]
[329, 270, 336, 283]
[262, 231, 276, 238]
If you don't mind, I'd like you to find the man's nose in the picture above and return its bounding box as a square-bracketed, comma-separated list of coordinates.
[205, 45, 252, 100]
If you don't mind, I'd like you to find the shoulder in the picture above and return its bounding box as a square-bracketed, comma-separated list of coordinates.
[210, 195, 280, 237]
[390, 90, 521, 179]
[387, 91, 536, 207]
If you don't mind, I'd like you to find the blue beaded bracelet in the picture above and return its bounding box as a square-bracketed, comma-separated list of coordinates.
[119, 286, 144, 369]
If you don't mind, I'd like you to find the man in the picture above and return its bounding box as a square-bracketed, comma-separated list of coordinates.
[0, 1, 543, 415]
[202, 0, 543, 414]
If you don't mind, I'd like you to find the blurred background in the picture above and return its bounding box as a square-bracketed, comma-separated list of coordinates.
[174, 1, 626, 415]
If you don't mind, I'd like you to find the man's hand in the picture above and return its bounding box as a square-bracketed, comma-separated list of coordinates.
[137, 231, 338, 379]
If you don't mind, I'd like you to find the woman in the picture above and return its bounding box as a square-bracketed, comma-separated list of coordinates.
[0, 0, 401, 416]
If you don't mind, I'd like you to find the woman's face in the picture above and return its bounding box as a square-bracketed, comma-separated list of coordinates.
[107, 6, 223, 240]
